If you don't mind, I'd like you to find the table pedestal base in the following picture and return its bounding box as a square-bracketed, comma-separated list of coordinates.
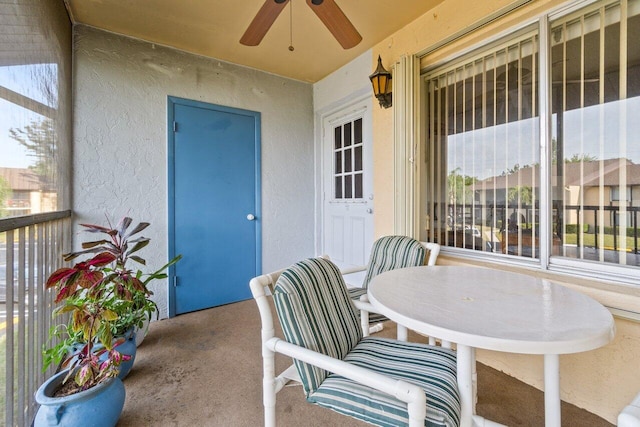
[544, 354, 561, 427]
[457, 345, 474, 427]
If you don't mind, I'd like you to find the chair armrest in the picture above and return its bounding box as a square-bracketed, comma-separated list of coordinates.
[340, 265, 367, 275]
[420, 242, 441, 266]
[265, 337, 426, 410]
[352, 296, 381, 315]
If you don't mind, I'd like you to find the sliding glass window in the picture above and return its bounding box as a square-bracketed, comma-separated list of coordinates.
[424, 30, 541, 258]
[422, 0, 640, 274]
[550, 0, 640, 267]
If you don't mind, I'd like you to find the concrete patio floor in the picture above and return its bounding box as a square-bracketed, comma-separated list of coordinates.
[116, 299, 614, 426]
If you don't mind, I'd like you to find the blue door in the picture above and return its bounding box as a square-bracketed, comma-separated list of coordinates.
[168, 97, 261, 315]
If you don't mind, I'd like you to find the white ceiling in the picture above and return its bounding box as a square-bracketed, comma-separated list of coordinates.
[63, 0, 444, 83]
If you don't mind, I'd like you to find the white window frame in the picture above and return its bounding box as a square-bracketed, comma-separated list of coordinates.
[416, 0, 640, 285]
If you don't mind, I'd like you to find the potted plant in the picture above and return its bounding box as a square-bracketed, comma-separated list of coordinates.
[35, 217, 181, 427]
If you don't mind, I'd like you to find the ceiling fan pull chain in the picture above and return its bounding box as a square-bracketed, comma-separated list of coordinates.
[288, 0, 294, 51]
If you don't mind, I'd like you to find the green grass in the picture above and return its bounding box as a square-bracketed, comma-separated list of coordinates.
[563, 233, 638, 251]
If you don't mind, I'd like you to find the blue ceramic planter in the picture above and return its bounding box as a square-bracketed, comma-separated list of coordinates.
[34, 370, 125, 427]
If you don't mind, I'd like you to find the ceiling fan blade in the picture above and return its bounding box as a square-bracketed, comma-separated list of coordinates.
[306, 0, 362, 49]
[240, 0, 290, 46]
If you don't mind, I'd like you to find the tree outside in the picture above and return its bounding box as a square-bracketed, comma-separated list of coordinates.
[507, 185, 533, 205]
[9, 118, 57, 192]
[447, 168, 477, 206]
[0, 176, 9, 218]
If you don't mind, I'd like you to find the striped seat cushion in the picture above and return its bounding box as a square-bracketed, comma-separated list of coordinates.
[273, 257, 363, 395]
[308, 337, 460, 427]
[362, 236, 427, 289]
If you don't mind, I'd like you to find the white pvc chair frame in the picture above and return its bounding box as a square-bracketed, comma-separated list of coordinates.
[618, 391, 640, 427]
[249, 268, 431, 427]
[339, 242, 476, 412]
[341, 242, 443, 342]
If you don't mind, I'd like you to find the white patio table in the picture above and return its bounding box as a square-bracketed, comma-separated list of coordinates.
[368, 265, 615, 427]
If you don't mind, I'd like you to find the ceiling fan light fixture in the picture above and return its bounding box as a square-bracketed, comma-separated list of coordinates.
[369, 55, 392, 108]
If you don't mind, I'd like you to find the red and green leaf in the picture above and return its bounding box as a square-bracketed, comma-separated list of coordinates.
[45, 268, 77, 288]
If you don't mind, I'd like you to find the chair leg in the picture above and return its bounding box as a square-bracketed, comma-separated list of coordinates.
[407, 396, 427, 427]
[471, 347, 478, 412]
[368, 323, 384, 334]
[397, 324, 408, 341]
[361, 309, 370, 337]
[263, 346, 277, 427]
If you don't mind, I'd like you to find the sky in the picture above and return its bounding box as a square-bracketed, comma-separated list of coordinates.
[448, 96, 640, 180]
[0, 64, 57, 169]
[1, 99, 35, 168]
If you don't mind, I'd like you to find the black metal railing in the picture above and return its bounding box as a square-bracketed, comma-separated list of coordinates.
[430, 202, 639, 263]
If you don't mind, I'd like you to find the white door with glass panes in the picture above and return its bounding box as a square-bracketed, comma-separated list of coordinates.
[322, 100, 373, 272]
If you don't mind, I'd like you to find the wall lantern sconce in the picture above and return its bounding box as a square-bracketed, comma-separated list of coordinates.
[369, 55, 392, 108]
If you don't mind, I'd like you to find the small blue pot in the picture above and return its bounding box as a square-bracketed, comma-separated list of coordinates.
[34, 370, 125, 427]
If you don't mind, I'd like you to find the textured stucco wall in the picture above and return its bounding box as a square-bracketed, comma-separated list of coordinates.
[73, 26, 315, 319]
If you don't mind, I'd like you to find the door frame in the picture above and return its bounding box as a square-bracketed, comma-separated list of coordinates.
[314, 88, 373, 258]
[167, 96, 262, 317]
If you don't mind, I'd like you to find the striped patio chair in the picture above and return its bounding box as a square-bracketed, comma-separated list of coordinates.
[250, 257, 460, 427]
[344, 236, 440, 339]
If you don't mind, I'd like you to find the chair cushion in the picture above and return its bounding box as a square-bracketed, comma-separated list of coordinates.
[308, 337, 460, 427]
[351, 236, 427, 326]
[273, 257, 363, 396]
[362, 236, 427, 289]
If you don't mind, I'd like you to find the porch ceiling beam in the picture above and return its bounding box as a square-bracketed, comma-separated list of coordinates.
[0, 84, 55, 118]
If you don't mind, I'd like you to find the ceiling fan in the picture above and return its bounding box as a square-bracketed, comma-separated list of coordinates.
[240, 0, 362, 49]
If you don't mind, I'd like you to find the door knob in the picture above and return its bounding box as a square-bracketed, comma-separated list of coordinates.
[366, 208, 373, 214]
[247, 214, 256, 221]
